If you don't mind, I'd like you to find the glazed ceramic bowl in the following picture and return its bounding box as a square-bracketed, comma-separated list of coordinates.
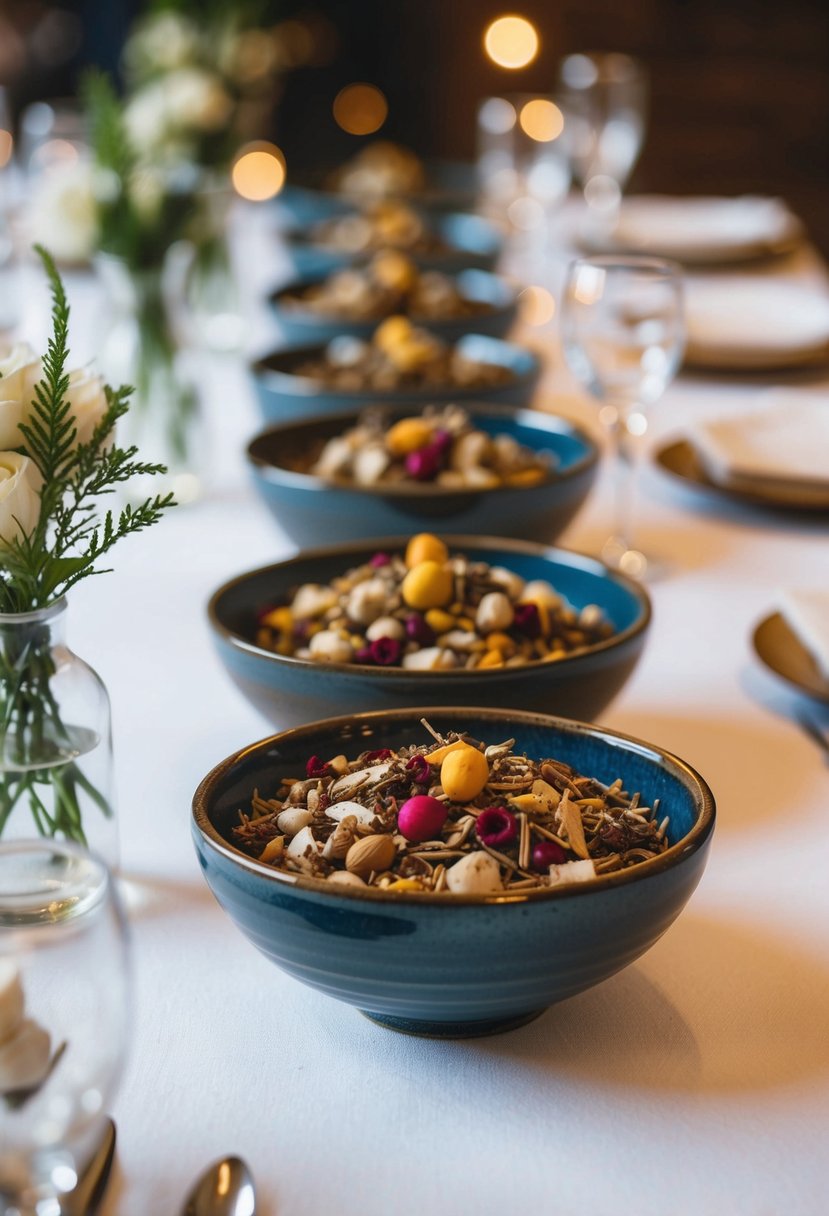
[192, 706, 715, 1037]
[246, 405, 599, 546]
[250, 333, 541, 425]
[287, 211, 504, 278]
[207, 536, 651, 728]
[269, 269, 518, 346]
[275, 160, 478, 227]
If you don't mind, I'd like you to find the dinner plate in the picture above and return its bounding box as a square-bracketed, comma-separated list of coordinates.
[683, 283, 829, 371]
[752, 612, 829, 703]
[653, 440, 829, 512]
[581, 195, 803, 265]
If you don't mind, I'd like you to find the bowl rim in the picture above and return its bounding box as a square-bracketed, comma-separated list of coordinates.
[245, 403, 599, 500]
[206, 535, 652, 680]
[192, 705, 716, 907]
[249, 333, 541, 395]
[268, 267, 519, 319]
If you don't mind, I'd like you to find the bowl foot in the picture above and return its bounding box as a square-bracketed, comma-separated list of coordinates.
[359, 1007, 546, 1038]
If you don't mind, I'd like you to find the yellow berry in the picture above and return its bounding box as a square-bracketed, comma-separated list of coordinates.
[440, 745, 490, 802]
[374, 315, 413, 352]
[387, 417, 435, 456]
[405, 533, 449, 569]
[425, 608, 455, 633]
[401, 560, 454, 610]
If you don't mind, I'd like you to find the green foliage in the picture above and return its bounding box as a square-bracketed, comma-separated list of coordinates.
[0, 247, 175, 614]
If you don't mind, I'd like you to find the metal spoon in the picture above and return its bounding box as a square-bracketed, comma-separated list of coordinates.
[63, 1116, 117, 1216]
[182, 1156, 256, 1216]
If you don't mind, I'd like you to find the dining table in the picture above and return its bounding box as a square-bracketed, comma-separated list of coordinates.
[20, 196, 829, 1216]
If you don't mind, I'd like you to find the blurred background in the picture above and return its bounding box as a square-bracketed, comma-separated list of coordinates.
[1, 0, 827, 251]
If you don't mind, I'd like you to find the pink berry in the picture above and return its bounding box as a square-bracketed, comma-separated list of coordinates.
[475, 806, 517, 848]
[397, 794, 447, 843]
[532, 840, 567, 870]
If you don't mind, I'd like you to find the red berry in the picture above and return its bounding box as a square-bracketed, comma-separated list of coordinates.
[475, 806, 517, 848]
[398, 795, 447, 842]
[531, 840, 567, 870]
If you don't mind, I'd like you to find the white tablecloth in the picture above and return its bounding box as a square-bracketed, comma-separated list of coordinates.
[18, 208, 829, 1216]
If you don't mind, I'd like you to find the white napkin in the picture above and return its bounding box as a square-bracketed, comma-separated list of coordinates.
[686, 392, 829, 487]
[612, 195, 801, 260]
[684, 282, 829, 361]
[779, 590, 829, 679]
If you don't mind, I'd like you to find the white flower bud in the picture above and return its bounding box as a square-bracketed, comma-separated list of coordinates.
[366, 616, 405, 642]
[308, 630, 354, 664]
[476, 591, 514, 634]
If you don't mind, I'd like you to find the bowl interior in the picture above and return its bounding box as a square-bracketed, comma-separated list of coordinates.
[210, 538, 649, 671]
[197, 708, 711, 889]
[247, 406, 597, 490]
[270, 268, 515, 316]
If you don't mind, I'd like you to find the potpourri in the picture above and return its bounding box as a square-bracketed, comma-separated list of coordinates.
[308, 200, 445, 256]
[280, 252, 492, 322]
[232, 724, 670, 893]
[327, 141, 426, 200]
[294, 316, 515, 392]
[308, 404, 553, 488]
[255, 533, 615, 670]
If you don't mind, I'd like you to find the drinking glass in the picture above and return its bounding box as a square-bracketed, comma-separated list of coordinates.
[560, 255, 685, 578]
[0, 841, 130, 1215]
[558, 53, 647, 228]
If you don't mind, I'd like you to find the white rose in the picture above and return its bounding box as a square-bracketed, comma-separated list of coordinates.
[29, 159, 100, 265]
[124, 13, 201, 77]
[65, 368, 109, 447]
[0, 344, 42, 449]
[124, 81, 170, 154]
[165, 68, 232, 134]
[0, 453, 41, 549]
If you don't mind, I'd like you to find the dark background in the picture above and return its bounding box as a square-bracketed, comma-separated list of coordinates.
[3, 0, 828, 252]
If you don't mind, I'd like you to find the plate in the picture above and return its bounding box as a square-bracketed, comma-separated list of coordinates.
[683, 283, 829, 371]
[752, 612, 829, 703]
[653, 440, 829, 512]
[581, 195, 803, 265]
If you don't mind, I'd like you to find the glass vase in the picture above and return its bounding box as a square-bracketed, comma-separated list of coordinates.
[0, 598, 117, 869]
[95, 251, 206, 504]
[175, 181, 244, 353]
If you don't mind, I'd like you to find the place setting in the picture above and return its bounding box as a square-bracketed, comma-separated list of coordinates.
[1, 4, 829, 1215]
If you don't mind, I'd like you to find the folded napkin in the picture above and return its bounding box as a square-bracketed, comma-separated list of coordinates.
[686, 392, 829, 487]
[779, 590, 829, 679]
[684, 282, 829, 359]
[611, 195, 801, 260]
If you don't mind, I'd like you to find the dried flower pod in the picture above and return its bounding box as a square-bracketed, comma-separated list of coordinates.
[323, 815, 359, 859]
[345, 833, 397, 877]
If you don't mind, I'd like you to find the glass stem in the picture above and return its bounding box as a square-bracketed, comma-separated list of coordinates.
[607, 405, 638, 556]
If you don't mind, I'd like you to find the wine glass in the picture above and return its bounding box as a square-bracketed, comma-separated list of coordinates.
[560, 255, 685, 578]
[558, 53, 647, 232]
[0, 841, 130, 1215]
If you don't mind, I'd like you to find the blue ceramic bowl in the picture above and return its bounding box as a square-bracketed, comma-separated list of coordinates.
[247, 405, 599, 547]
[269, 269, 518, 346]
[206, 536, 651, 728]
[250, 333, 541, 425]
[287, 212, 504, 278]
[275, 160, 478, 227]
[192, 706, 715, 1037]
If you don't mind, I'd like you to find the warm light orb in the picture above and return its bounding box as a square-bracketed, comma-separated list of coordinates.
[484, 15, 539, 70]
[333, 83, 388, 135]
[0, 130, 12, 169]
[519, 99, 564, 142]
[231, 142, 286, 201]
[519, 285, 556, 326]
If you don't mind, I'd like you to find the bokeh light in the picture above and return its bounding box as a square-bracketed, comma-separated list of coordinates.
[519, 99, 564, 142]
[519, 285, 556, 326]
[231, 142, 286, 201]
[0, 130, 13, 169]
[478, 96, 517, 135]
[333, 83, 388, 135]
[484, 15, 539, 70]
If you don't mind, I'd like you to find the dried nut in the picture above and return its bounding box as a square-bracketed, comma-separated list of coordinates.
[346, 578, 389, 625]
[556, 791, 590, 859]
[438, 629, 485, 653]
[374, 314, 412, 353]
[323, 817, 359, 859]
[405, 533, 449, 569]
[548, 859, 596, 886]
[0, 962, 24, 1044]
[372, 250, 417, 292]
[345, 833, 397, 877]
[366, 615, 405, 642]
[436, 470, 465, 488]
[314, 436, 353, 478]
[475, 591, 514, 634]
[387, 417, 435, 456]
[445, 851, 502, 894]
[329, 762, 393, 800]
[309, 630, 354, 664]
[328, 753, 349, 774]
[461, 467, 500, 489]
[580, 604, 604, 628]
[259, 836, 285, 863]
[521, 580, 562, 612]
[402, 646, 448, 671]
[291, 583, 338, 619]
[285, 825, 321, 868]
[425, 738, 468, 765]
[326, 870, 367, 887]
[440, 745, 490, 801]
[353, 445, 391, 486]
[488, 566, 525, 600]
[276, 808, 313, 836]
[0, 1019, 51, 1093]
[325, 799, 378, 827]
[450, 430, 491, 471]
[401, 561, 453, 610]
